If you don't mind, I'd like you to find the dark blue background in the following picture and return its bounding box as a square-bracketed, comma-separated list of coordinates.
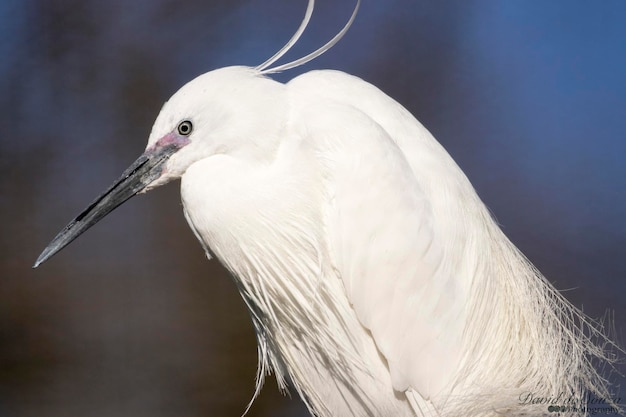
[1, 1, 624, 416]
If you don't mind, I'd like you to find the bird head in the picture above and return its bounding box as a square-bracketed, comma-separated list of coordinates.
[145, 66, 287, 190]
[34, 0, 360, 268]
[33, 66, 286, 267]
[133, 0, 361, 190]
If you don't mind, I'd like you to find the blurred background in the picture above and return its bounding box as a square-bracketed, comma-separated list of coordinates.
[1, 0, 625, 416]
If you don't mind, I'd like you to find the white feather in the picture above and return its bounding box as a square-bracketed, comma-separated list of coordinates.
[258, 0, 360, 74]
[168, 67, 619, 417]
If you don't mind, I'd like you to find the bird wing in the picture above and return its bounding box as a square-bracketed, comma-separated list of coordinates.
[288, 70, 472, 402]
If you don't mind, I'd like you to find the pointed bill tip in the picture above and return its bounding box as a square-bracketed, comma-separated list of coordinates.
[31, 145, 179, 270]
[33, 240, 64, 268]
[33, 251, 49, 269]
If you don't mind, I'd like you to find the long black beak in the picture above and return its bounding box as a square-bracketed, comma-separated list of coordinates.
[33, 144, 179, 268]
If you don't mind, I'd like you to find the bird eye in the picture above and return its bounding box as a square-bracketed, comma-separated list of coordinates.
[177, 120, 193, 136]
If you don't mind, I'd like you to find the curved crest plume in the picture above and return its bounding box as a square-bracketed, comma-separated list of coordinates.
[257, 0, 360, 74]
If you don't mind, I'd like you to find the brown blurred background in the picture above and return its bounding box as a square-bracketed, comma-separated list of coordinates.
[1, 1, 625, 416]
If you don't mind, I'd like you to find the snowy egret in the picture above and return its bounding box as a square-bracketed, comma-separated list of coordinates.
[34, 1, 619, 416]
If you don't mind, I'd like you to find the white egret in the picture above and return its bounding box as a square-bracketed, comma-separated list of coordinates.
[34, 1, 619, 416]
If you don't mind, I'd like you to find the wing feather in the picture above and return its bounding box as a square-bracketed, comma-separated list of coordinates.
[288, 70, 618, 417]
[287, 78, 472, 401]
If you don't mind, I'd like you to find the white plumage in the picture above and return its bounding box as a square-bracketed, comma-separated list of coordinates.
[173, 66, 615, 417]
[35, 1, 618, 416]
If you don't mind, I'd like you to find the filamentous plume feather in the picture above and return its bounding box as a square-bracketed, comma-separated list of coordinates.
[256, 0, 360, 74]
